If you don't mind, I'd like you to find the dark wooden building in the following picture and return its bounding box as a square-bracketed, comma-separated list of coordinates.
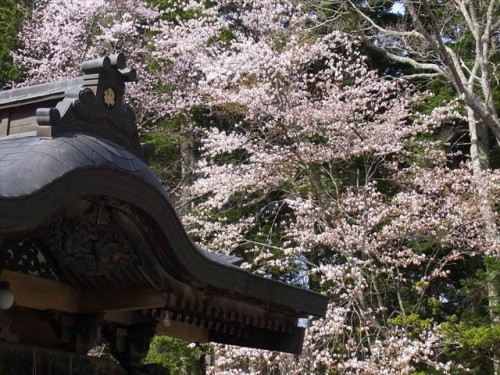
[0, 54, 328, 373]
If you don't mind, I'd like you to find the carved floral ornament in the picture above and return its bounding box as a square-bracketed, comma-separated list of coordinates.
[42, 218, 137, 275]
[103, 87, 116, 108]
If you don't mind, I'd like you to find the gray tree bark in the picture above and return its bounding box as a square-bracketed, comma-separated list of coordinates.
[469, 110, 500, 375]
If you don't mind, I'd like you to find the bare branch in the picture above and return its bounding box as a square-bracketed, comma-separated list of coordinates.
[363, 36, 446, 75]
[401, 73, 442, 80]
[492, 18, 500, 31]
[347, 0, 426, 40]
[402, 0, 440, 49]
[456, 0, 478, 40]
[334, 0, 500, 143]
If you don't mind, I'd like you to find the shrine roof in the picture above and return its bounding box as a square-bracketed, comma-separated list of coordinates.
[0, 132, 327, 316]
[0, 54, 328, 355]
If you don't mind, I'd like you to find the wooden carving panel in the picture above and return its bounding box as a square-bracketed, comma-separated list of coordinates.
[42, 217, 138, 275]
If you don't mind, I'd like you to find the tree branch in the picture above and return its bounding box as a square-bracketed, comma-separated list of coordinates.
[347, 0, 426, 40]
[401, 73, 442, 80]
[362, 36, 446, 75]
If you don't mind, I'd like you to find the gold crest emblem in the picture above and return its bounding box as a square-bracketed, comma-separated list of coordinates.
[103, 87, 116, 107]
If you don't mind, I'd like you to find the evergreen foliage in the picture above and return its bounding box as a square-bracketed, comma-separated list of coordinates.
[0, 0, 28, 87]
[144, 336, 207, 375]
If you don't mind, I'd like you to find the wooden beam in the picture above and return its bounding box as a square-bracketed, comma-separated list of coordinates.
[1, 270, 216, 346]
[0, 270, 168, 315]
[80, 287, 168, 313]
[0, 269, 81, 313]
[156, 320, 209, 343]
[103, 310, 136, 325]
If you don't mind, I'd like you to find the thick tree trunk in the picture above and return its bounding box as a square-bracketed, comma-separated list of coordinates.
[178, 120, 197, 216]
[469, 109, 491, 170]
[468, 110, 500, 374]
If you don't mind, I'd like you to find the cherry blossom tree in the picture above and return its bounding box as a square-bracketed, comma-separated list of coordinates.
[13, 0, 500, 373]
[14, 0, 209, 199]
[146, 1, 500, 373]
[301, 1, 500, 372]
[14, 0, 162, 127]
[306, 0, 500, 144]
